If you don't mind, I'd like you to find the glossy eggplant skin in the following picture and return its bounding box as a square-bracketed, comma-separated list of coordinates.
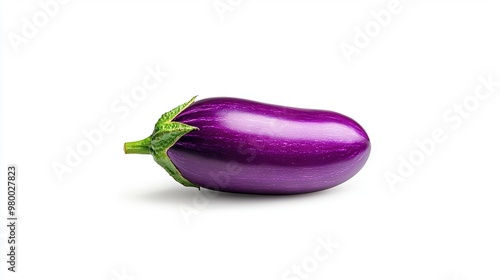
[167, 97, 370, 194]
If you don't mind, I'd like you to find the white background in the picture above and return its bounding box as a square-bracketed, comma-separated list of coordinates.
[1, 1, 500, 280]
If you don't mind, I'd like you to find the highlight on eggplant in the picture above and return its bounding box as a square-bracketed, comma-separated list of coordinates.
[124, 96, 370, 194]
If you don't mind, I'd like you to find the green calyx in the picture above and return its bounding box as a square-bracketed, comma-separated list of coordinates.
[123, 96, 199, 189]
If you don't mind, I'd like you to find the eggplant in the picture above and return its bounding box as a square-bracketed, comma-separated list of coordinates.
[124, 96, 370, 194]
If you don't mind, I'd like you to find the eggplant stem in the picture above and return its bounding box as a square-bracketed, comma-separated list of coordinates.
[123, 96, 199, 189]
[123, 137, 151, 154]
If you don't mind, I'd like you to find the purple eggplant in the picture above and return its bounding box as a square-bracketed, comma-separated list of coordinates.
[124, 96, 370, 194]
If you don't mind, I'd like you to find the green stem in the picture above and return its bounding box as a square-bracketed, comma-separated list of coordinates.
[123, 96, 200, 189]
[124, 137, 151, 154]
